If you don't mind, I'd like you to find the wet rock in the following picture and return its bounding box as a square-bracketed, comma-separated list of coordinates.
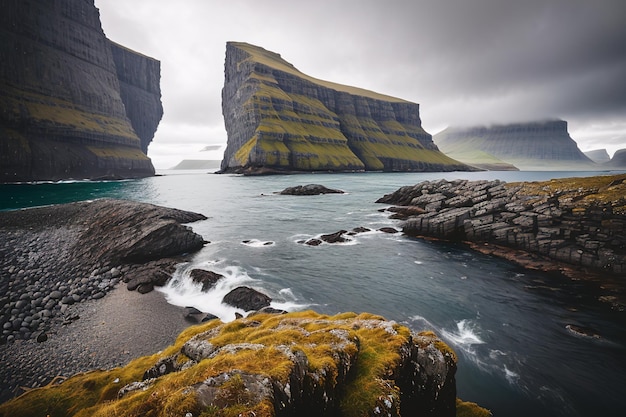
[279, 184, 345, 195]
[190, 269, 224, 292]
[222, 287, 272, 311]
[320, 230, 349, 243]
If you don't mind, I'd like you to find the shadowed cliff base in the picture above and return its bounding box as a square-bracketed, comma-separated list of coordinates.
[0, 0, 162, 182]
[219, 42, 474, 174]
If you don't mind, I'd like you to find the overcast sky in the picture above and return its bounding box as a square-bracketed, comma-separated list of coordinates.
[95, 0, 626, 168]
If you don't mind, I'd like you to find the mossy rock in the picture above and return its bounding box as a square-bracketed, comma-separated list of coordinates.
[0, 311, 466, 417]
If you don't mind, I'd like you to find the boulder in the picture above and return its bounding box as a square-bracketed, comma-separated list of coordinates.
[222, 286, 272, 311]
[320, 230, 350, 244]
[190, 269, 224, 292]
[279, 184, 345, 195]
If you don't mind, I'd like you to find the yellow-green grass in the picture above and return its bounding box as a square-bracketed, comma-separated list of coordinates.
[0, 311, 463, 417]
[0, 84, 139, 142]
[230, 42, 410, 103]
[509, 173, 626, 213]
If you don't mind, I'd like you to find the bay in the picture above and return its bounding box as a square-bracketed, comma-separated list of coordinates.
[1, 169, 625, 416]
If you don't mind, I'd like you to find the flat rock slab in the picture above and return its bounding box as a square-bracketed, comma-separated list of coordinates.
[0, 198, 208, 346]
[278, 184, 345, 195]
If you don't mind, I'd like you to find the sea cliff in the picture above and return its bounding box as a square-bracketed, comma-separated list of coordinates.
[434, 120, 597, 171]
[220, 42, 471, 174]
[0, 0, 162, 182]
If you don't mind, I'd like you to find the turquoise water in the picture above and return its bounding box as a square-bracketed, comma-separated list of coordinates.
[1, 170, 625, 416]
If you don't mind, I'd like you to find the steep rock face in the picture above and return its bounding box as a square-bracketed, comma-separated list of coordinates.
[109, 41, 163, 155]
[584, 149, 611, 164]
[220, 42, 470, 174]
[0, 0, 162, 182]
[0, 311, 461, 417]
[434, 120, 597, 171]
[607, 149, 626, 168]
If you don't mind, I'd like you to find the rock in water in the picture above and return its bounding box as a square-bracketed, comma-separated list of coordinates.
[219, 42, 472, 174]
[222, 286, 272, 311]
[279, 184, 345, 195]
[190, 269, 225, 292]
[0, 0, 163, 182]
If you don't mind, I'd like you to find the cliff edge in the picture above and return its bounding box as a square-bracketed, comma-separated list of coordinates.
[0, 310, 469, 417]
[0, 0, 162, 182]
[220, 42, 471, 174]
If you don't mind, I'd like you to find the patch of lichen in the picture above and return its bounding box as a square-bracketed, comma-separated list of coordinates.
[511, 174, 626, 214]
[0, 84, 139, 142]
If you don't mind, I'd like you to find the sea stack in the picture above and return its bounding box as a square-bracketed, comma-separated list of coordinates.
[434, 120, 597, 171]
[220, 42, 471, 174]
[0, 0, 163, 182]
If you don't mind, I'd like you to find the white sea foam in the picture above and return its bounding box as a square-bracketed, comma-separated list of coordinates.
[441, 319, 485, 349]
[504, 365, 520, 384]
[158, 263, 310, 322]
[241, 239, 275, 247]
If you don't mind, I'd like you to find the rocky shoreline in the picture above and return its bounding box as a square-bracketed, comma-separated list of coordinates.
[377, 174, 626, 309]
[0, 199, 208, 401]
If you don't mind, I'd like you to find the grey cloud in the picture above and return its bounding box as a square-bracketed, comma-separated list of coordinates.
[96, 0, 626, 167]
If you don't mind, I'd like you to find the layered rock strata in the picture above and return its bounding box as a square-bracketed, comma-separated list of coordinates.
[0, 0, 162, 182]
[220, 42, 471, 174]
[0, 310, 463, 417]
[434, 120, 597, 171]
[377, 174, 626, 275]
[0, 199, 207, 345]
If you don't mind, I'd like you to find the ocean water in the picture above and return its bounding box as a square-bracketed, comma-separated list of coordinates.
[1, 170, 625, 416]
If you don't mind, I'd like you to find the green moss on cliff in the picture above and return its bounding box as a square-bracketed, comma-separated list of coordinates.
[232, 42, 409, 103]
[0, 84, 139, 142]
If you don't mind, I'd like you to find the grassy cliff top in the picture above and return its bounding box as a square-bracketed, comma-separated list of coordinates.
[229, 42, 411, 104]
[511, 173, 626, 213]
[0, 310, 484, 417]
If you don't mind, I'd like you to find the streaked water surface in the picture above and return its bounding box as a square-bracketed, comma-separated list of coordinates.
[2, 170, 625, 416]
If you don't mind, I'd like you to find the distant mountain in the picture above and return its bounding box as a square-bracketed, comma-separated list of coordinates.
[170, 160, 222, 170]
[584, 149, 611, 164]
[606, 149, 626, 168]
[434, 120, 598, 171]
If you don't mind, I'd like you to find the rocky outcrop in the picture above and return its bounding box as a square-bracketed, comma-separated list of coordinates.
[220, 42, 472, 174]
[434, 120, 598, 171]
[584, 149, 611, 164]
[0, 199, 207, 343]
[279, 184, 345, 195]
[607, 149, 626, 168]
[0, 311, 465, 417]
[0, 0, 162, 182]
[377, 175, 626, 276]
